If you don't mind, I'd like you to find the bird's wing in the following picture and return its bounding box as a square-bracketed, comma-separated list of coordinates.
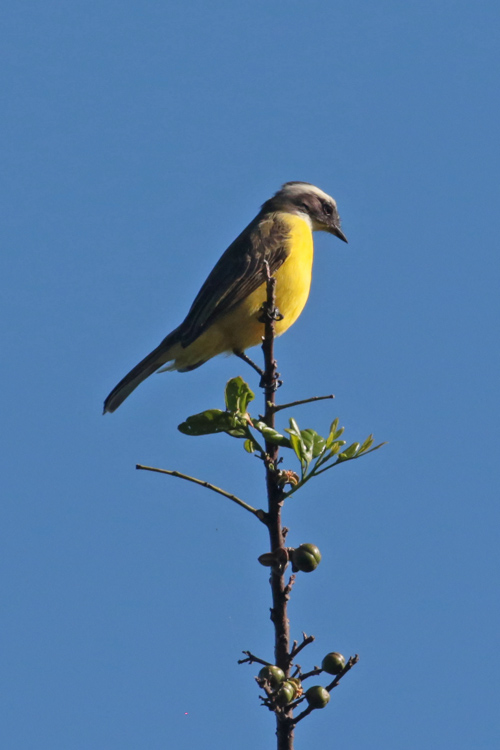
[179, 214, 291, 347]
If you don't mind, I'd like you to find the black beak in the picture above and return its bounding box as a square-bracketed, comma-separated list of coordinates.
[330, 224, 348, 243]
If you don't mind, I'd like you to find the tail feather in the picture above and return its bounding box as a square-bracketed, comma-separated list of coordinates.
[103, 331, 179, 413]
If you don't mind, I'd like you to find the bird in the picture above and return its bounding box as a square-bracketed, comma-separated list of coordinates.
[103, 181, 347, 413]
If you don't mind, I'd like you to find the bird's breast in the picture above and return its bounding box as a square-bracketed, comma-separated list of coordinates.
[272, 212, 314, 330]
[218, 212, 314, 349]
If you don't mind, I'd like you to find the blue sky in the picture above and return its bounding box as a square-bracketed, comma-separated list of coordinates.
[2, 1, 499, 748]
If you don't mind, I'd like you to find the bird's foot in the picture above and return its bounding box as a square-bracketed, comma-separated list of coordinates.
[258, 305, 284, 324]
[259, 366, 282, 391]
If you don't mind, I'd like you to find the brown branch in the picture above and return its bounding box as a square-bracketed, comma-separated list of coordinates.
[289, 633, 315, 661]
[135, 464, 267, 521]
[259, 262, 294, 750]
[288, 695, 305, 710]
[234, 350, 264, 377]
[298, 666, 322, 681]
[239, 268, 357, 746]
[238, 651, 271, 667]
[283, 574, 296, 597]
[290, 704, 314, 724]
[268, 394, 335, 414]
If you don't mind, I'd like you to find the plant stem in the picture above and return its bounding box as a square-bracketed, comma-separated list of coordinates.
[135, 464, 266, 520]
[260, 263, 294, 750]
[268, 394, 335, 414]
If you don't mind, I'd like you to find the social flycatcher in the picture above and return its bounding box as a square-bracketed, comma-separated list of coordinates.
[103, 182, 347, 413]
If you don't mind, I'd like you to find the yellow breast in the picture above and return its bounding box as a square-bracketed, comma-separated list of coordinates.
[168, 212, 314, 369]
[272, 213, 315, 332]
[217, 211, 314, 349]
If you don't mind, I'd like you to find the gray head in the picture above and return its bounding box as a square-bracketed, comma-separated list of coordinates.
[262, 181, 348, 243]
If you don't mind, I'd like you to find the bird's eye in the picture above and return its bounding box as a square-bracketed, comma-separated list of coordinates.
[323, 203, 333, 216]
[301, 202, 309, 211]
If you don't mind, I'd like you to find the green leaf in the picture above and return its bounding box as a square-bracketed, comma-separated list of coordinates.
[178, 409, 230, 436]
[225, 422, 250, 439]
[299, 429, 317, 466]
[285, 418, 308, 465]
[325, 419, 345, 447]
[244, 438, 256, 453]
[358, 434, 374, 453]
[370, 441, 388, 452]
[326, 418, 339, 444]
[252, 421, 292, 448]
[338, 442, 360, 460]
[329, 440, 346, 455]
[289, 433, 304, 463]
[312, 432, 326, 458]
[300, 428, 315, 448]
[285, 419, 326, 470]
[178, 409, 248, 438]
[224, 376, 254, 414]
[287, 418, 301, 437]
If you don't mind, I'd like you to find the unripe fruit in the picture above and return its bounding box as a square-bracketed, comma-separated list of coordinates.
[290, 543, 322, 572]
[274, 681, 296, 706]
[321, 652, 346, 675]
[258, 665, 285, 688]
[305, 685, 330, 709]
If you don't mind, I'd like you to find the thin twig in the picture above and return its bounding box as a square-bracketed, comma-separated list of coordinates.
[136, 464, 266, 521]
[289, 695, 305, 710]
[298, 666, 322, 680]
[289, 633, 315, 661]
[312, 445, 387, 476]
[238, 651, 271, 666]
[268, 394, 335, 414]
[234, 350, 264, 377]
[283, 574, 296, 597]
[290, 704, 314, 724]
[325, 654, 360, 692]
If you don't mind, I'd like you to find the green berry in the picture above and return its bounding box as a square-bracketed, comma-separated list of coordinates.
[258, 665, 285, 688]
[300, 543, 321, 560]
[291, 543, 322, 572]
[321, 652, 346, 675]
[305, 685, 330, 709]
[274, 681, 296, 706]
